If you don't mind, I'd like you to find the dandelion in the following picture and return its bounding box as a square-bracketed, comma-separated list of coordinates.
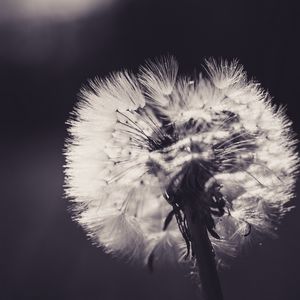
[64, 56, 299, 300]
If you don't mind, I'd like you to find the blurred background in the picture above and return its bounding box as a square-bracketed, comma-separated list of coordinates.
[1, 0, 300, 299]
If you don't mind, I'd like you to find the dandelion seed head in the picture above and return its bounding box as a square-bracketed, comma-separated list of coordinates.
[64, 56, 299, 266]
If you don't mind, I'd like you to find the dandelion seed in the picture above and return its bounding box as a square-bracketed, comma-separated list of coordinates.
[64, 56, 299, 300]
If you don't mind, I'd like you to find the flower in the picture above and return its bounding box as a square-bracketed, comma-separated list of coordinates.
[64, 56, 299, 267]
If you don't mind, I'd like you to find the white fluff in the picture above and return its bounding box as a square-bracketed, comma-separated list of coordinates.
[64, 56, 299, 267]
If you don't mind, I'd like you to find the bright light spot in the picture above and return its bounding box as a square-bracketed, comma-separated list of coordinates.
[1, 0, 115, 21]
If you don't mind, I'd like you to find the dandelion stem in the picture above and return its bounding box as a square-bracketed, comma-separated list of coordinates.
[184, 202, 224, 300]
[168, 161, 224, 300]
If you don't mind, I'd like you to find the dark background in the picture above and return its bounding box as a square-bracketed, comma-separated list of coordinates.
[1, 0, 300, 299]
